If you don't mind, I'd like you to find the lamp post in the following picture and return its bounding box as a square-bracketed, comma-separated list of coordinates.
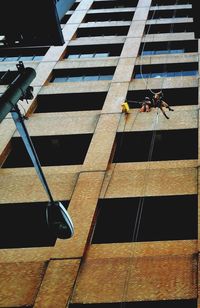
[0, 62, 74, 239]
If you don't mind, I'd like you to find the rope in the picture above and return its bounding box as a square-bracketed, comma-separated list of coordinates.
[139, 1, 178, 96]
[139, 7, 157, 95]
[120, 110, 159, 307]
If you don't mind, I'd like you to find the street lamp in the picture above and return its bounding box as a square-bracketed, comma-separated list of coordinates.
[0, 62, 74, 239]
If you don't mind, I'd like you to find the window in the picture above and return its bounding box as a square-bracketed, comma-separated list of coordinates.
[91, 0, 138, 9]
[84, 12, 134, 22]
[60, 14, 72, 24]
[76, 26, 129, 38]
[69, 299, 197, 308]
[139, 40, 197, 56]
[35, 92, 107, 113]
[144, 22, 193, 34]
[68, 53, 109, 59]
[113, 129, 197, 162]
[148, 8, 192, 19]
[0, 201, 69, 248]
[51, 67, 115, 83]
[0, 47, 47, 62]
[65, 44, 123, 58]
[0, 70, 19, 85]
[151, 0, 191, 5]
[92, 195, 197, 243]
[126, 88, 198, 106]
[133, 63, 198, 79]
[2, 134, 92, 168]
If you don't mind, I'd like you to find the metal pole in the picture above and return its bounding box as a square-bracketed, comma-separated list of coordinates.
[11, 104, 55, 204]
[0, 67, 36, 123]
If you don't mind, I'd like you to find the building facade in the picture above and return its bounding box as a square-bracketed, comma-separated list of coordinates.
[0, 0, 199, 307]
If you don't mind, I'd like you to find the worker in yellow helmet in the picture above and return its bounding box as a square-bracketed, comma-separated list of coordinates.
[121, 102, 130, 114]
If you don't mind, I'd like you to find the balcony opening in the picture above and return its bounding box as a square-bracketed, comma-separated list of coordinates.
[76, 26, 129, 38]
[2, 134, 92, 168]
[65, 44, 123, 58]
[126, 88, 198, 107]
[35, 92, 107, 113]
[113, 129, 197, 163]
[69, 299, 197, 308]
[92, 195, 197, 243]
[0, 201, 69, 248]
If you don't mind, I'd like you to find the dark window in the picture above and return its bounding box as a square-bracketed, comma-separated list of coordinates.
[70, 2, 79, 10]
[151, 0, 191, 5]
[0, 47, 48, 62]
[0, 70, 19, 85]
[126, 88, 198, 107]
[76, 26, 129, 38]
[61, 14, 72, 24]
[144, 22, 193, 34]
[65, 44, 123, 58]
[148, 8, 192, 19]
[0, 201, 69, 248]
[35, 92, 107, 113]
[133, 62, 198, 79]
[51, 67, 115, 83]
[113, 129, 197, 162]
[139, 40, 197, 56]
[92, 195, 197, 243]
[69, 299, 197, 308]
[2, 134, 92, 168]
[91, 0, 138, 9]
[84, 12, 134, 22]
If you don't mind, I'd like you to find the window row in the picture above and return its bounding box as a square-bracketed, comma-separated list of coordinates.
[0, 39, 197, 63]
[0, 61, 198, 85]
[34, 87, 198, 113]
[0, 194, 197, 248]
[2, 129, 198, 168]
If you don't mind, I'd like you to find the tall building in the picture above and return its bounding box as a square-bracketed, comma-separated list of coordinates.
[0, 0, 199, 307]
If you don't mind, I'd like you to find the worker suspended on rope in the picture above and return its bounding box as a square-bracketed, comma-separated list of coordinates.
[140, 96, 152, 113]
[152, 91, 174, 120]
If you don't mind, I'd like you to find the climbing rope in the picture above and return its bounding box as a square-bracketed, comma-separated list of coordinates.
[139, 1, 178, 96]
[120, 109, 159, 308]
